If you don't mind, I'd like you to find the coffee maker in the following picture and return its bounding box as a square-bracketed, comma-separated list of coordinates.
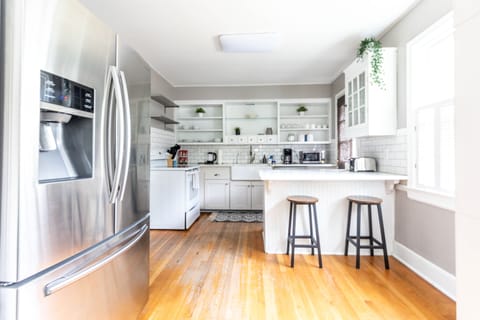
[282, 148, 292, 164]
[206, 152, 217, 164]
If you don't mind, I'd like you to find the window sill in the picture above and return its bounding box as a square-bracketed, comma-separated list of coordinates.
[396, 185, 455, 211]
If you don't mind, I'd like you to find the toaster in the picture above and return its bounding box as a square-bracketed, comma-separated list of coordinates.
[348, 157, 377, 172]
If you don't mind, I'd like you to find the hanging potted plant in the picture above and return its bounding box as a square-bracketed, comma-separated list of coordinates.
[296, 105, 308, 116]
[357, 37, 384, 88]
[195, 107, 206, 118]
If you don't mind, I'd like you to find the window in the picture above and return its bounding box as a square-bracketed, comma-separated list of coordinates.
[407, 12, 455, 209]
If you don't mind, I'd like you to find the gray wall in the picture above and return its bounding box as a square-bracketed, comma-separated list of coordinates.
[331, 73, 345, 98]
[329, 0, 452, 129]
[328, 0, 455, 274]
[383, 0, 454, 275]
[151, 69, 175, 99]
[380, 0, 453, 128]
[172, 84, 331, 101]
[396, 190, 456, 274]
[150, 70, 176, 130]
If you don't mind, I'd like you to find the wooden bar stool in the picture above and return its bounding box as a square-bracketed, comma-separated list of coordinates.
[344, 195, 389, 269]
[286, 195, 322, 268]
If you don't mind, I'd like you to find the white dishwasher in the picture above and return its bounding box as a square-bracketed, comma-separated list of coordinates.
[150, 166, 200, 229]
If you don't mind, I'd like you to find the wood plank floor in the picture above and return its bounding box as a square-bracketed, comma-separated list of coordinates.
[139, 213, 455, 319]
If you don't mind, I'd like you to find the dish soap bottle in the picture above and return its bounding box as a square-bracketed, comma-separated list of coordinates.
[262, 154, 267, 164]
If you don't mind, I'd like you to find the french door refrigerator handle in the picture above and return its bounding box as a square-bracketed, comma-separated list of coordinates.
[104, 67, 115, 196]
[44, 224, 148, 296]
[117, 70, 132, 202]
[105, 66, 125, 204]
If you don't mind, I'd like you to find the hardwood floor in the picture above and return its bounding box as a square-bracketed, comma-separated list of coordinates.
[139, 213, 455, 319]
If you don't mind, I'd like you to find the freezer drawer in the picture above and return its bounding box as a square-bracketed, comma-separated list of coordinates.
[13, 218, 149, 320]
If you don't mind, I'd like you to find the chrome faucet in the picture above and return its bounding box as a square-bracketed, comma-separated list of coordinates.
[249, 145, 255, 164]
[235, 152, 240, 164]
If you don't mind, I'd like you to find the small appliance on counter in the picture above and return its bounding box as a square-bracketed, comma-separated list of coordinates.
[299, 150, 327, 164]
[178, 149, 188, 165]
[348, 157, 377, 172]
[206, 152, 217, 164]
[282, 148, 293, 164]
[320, 150, 327, 163]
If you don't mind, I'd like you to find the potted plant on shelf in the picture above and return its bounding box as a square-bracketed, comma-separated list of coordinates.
[357, 37, 384, 88]
[234, 127, 241, 135]
[195, 107, 206, 118]
[297, 105, 308, 116]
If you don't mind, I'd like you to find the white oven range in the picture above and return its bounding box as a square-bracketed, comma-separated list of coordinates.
[150, 166, 200, 229]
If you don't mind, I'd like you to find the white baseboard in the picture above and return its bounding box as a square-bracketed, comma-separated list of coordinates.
[393, 242, 456, 300]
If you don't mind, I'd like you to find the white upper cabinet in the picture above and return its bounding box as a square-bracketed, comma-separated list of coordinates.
[278, 99, 331, 144]
[224, 101, 278, 144]
[344, 48, 397, 138]
[175, 102, 224, 144]
[175, 99, 332, 145]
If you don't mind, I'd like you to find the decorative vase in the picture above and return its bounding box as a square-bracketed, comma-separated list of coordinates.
[298, 111, 305, 116]
[197, 113, 204, 118]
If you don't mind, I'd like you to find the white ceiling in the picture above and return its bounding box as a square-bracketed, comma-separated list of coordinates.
[79, 0, 418, 87]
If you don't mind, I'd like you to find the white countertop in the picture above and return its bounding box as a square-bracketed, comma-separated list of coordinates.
[151, 165, 200, 171]
[259, 168, 407, 181]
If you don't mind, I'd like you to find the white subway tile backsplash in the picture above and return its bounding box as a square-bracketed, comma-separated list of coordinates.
[180, 143, 336, 165]
[357, 134, 408, 175]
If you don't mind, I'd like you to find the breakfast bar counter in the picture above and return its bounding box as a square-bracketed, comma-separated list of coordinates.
[259, 169, 407, 254]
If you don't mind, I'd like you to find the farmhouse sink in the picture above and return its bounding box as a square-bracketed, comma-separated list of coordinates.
[230, 164, 270, 180]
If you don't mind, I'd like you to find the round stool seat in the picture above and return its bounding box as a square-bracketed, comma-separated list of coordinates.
[347, 195, 383, 205]
[287, 195, 319, 205]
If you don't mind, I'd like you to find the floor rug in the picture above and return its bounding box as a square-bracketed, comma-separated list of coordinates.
[209, 211, 263, 223]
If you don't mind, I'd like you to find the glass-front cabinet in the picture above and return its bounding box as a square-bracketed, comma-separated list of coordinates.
[344, 48, 397, 139]
[347, 72, 366, 128]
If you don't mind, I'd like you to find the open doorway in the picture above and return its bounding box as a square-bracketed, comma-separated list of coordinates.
[336, 92, 351, 169]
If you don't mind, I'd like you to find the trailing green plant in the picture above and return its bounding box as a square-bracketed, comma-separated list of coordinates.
[195, 107, 206, 113]
[296, 105, 308, 113]
[357, 37, 384, 88]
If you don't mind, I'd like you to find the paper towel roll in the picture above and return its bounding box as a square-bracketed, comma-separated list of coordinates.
[218, 150, 223, 164]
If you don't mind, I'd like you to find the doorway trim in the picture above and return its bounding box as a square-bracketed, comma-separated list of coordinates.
[334, 89, 345, 139]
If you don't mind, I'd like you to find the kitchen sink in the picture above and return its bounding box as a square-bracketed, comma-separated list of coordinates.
[230, 164, 270, 180]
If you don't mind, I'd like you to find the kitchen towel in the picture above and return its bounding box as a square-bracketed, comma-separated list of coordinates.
[192, 171, 200, 190]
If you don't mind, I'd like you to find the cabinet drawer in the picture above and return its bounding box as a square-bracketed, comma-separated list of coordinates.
[204, 167, 231, 180]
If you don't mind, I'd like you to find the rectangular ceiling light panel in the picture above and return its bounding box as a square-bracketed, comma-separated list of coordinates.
[219, 32, 281, 52]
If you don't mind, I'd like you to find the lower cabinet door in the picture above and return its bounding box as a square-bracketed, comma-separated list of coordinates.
[204, 180, 230, 209]
[250, 182, 265, 210]
[230, 181, 251, 209]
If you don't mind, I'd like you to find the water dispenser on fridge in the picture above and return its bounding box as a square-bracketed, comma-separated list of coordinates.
[38, 70, 94, 183]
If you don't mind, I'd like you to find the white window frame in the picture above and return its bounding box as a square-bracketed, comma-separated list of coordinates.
[406, 12, 455, 211]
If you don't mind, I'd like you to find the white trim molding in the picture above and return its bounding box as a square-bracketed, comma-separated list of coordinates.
[393, 242, 456, 300]
[396, 184, 455, 211]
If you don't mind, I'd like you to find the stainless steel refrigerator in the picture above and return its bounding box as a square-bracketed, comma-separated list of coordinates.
[0, 0, 151, 319]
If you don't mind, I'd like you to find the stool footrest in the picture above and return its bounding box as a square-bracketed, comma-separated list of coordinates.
[289, 235, 313, 239]
[347, 237, 383, 246]
[291, 244, 319, 249]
